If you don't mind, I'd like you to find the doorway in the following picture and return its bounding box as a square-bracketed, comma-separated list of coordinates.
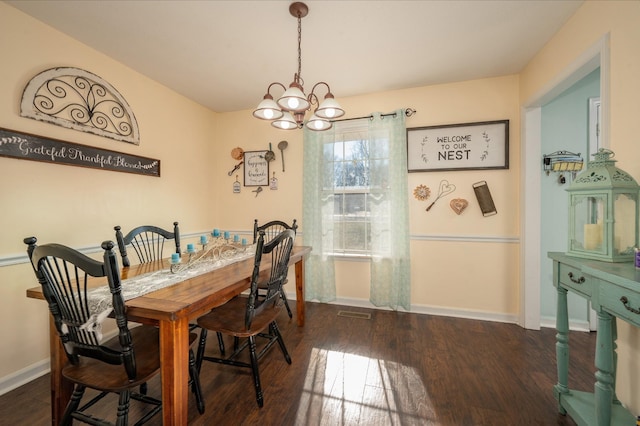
[521, 34, 610, 330]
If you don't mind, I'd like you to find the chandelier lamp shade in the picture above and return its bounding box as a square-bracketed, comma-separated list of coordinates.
[253, 2, 345, 131]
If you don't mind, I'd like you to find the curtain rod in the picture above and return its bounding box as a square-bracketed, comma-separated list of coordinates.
[331, 108, 416, 123]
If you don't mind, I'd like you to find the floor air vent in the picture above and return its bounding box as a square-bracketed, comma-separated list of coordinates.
[337, 311, 371, 320]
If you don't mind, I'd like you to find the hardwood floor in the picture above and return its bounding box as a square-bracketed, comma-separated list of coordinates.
[0, 302, 595, 425]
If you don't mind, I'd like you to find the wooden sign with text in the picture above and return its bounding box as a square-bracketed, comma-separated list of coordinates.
[243, 150, 269, 186]
[407, 120, 509, 172]
[0, 127, 160, 177]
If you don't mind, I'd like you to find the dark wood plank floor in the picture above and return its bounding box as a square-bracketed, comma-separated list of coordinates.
[0, 302, 595, 425]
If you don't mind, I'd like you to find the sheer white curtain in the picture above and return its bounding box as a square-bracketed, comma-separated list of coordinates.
[302, 126, 337, 302]
[302, 110, 411, 310]
[368, 111, 411, 310]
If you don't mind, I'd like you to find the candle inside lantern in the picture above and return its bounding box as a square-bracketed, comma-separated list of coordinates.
[200, 235, 207, 244]
[212, 228, 220, 237]
[584, 224, 602, 250]
[171, 253, 180, 264]
[187, 243, 196, 253]
[234, 234, 239, 243]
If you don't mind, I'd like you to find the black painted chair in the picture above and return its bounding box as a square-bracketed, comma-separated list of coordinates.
[252, 219, 297, 245]
[115, 222, 225, 378]
[23, 237, 204, 425]
[253, 219, 298, 318]
[196, 229, 295, 408]
[114, 222, 181, 267]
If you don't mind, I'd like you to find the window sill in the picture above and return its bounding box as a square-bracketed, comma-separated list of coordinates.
[329, 252, 371, 262]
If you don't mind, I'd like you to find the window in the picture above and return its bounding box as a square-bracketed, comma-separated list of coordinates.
[320, 124, 390, 256]
[325, 138, 370, 255]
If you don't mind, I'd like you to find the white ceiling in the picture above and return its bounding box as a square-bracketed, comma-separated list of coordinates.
[6, 0, 583, 113]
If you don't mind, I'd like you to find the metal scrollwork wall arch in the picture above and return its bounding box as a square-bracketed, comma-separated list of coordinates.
[20, 67, 140, 145]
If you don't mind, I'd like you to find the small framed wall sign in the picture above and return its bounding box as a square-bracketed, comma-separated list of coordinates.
[243, 150, 269, 186]
[407, 120, 509, 172]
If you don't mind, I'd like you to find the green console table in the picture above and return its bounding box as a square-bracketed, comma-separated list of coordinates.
[549, 252, 639, 425]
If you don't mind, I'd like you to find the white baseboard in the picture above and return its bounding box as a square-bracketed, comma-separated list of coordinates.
[540, 315, 591, 332]
[0, 358, 49, 397]
[0, 328, 121, 397]
[307, 295, 592, 331]
[304, 294, 520, 325]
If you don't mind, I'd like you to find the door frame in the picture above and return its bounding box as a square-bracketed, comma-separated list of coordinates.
[520, 34, 610, 329]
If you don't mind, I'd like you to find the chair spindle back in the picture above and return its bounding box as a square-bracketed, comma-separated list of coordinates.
[114, 222, 180, 267]
[253, 219, 297, 245]
[24, 237, 138, 379]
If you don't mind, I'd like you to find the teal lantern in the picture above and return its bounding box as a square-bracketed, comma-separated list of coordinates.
[566, 149, 639, 262]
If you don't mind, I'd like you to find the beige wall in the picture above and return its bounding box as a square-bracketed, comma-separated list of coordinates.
[0, 4, 220, 381]
[332, 78, 521, 316]
[217, 76, 522, 318]
[520, 0, 640, 413]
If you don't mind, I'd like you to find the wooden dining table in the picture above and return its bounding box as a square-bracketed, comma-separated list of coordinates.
[26, 244, 312, 425]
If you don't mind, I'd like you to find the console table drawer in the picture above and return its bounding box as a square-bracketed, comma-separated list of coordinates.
[599, 283, 640, 327]
[558, 263, 592, 296]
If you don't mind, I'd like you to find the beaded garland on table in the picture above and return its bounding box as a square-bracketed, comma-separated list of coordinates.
[170, 236, 251, 274]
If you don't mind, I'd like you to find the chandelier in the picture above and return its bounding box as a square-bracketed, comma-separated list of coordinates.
[253, 2, 345, 131]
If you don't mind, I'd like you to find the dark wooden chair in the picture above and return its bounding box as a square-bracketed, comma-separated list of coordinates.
[114, 222, 180, 267]
[24, 237, 204, 425]
[196, 229, 295, 408]
[253, 219, 298, 318]
[253, 219, 298, 244]
[115, 222, 226, 358]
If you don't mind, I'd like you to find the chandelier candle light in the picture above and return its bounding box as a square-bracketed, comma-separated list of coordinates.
[253, 2, 345, 131]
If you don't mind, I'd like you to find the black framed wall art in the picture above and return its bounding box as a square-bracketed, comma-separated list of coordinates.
[407, 120, 509, 172]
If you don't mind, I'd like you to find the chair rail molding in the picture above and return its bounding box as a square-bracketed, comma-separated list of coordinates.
[0, 230, 255, 267]
[20, 67, 140, 145]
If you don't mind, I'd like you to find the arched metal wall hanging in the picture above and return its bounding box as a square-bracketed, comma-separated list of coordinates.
[20, 67, 140, 145]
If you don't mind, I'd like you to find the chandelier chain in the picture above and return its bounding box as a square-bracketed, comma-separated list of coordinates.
[297, 12, 302, 82]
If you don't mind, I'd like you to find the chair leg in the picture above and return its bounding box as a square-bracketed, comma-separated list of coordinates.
[115, 389, 131, 426]
[280, 290, 293, 319]
[189, 349, 205, 414]
[61, 385, 85, 426]
[196, 328, 208, 373]
[216, 332, 226, 355]
[197, 328, 226, 367]
[271, 322, 292, 364]
[248, 335, 264, 408]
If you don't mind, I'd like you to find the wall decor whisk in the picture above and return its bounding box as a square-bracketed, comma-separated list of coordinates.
[426, 180, 456, 211]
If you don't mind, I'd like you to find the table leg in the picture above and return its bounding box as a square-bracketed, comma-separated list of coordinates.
[159, 317, 190, 425]
[295, 258, 305, 327]
[595, 310, 614, 425]
[49, 314, 72, 425]
[611, 317, 621, 405]
[554, 285, 569, 414]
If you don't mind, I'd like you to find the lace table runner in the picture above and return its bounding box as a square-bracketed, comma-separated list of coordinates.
[87, 245, 256, 317]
